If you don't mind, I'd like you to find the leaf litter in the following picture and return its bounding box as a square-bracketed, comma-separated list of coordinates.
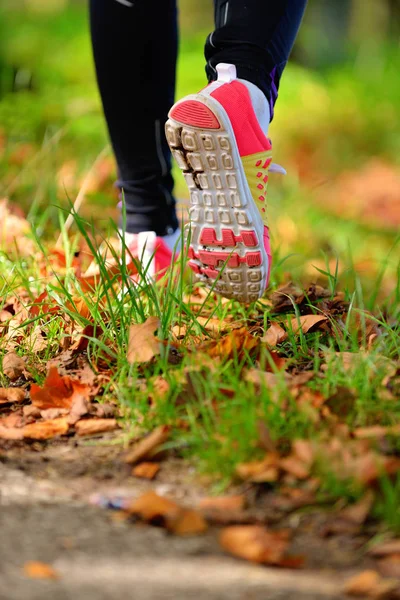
[0, 204, 399, 581]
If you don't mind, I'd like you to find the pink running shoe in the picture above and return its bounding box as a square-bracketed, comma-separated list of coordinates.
[166, 63, 284, 303]
[124, 231, 176, 281]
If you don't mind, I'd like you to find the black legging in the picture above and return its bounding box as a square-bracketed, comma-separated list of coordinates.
[89, 0, 307, 236]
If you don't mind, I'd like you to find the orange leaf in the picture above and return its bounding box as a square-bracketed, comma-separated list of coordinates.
[132, 462, 160, 480]
[23, 418, 69, 440]
[199, 495, 245, 512]
[219, 525, 291, 565]
[199, 328, 259, 360]
[65, 297, 91, 320]
[23, 561, 60, 580]
[0, 424, 24, 440]
[343, 570, 381, 596]
[236, 453, 280, 483]
[124, 425, 170, 464]
[290, 314, 328, 334]
[262, 322, 287, 346]
[75, 418, 118, 436]
[167, 509, 208, 536]
[279, 455, 310, 480]
[127, 317, 161, 364]
[126, 491, 208, 535]
[30, 366, 91, 410]
[0, 387, 25, 404]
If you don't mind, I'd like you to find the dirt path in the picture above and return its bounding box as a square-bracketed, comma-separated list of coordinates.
[0, 438, 376, 600]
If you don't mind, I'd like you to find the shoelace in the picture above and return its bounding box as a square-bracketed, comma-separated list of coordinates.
[269, 163, 287, 175]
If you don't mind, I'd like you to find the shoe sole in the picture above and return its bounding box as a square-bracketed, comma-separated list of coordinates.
[166, 94, 269, 304]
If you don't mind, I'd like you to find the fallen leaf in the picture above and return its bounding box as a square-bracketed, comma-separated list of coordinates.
[67, 394, 89, 425]
[290, 314, 328, 334]
[167, 509, 208, 536]
[353, 425, 400, 439]
[340, 491, 374, 526]
[199, 328, 259, 360]
[369, 540, 400, 557]
[236, 453, 280, 483]
[219, 525, 296, 566]
[23, 561, 60, 580]
[23, 418, 69, 440]
[0, 424, 24, 440]
[2, 352, 26, 380]
[279, 455, 310, 480]
[40, 408, 69, 420]
[126, 491, 207, 535]
[30, 366, 91, 410]
[0, 387, 25, 404]
[199, 495, 245, 512]
[257, 421, 276, 453]
[124, 425, 170, 464]
[262, 322, 288, 346]
[127, 316, 161, 364]
[377, 555, 400, 579]
[132, 462, 160, 480]
[75, 418, 118, 436]
[0, 199, 34, 256]
[343, 570, 381, 596]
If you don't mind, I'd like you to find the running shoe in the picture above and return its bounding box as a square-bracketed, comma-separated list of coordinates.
[124, 231, 176, 280]
[166, 63, 284, 303]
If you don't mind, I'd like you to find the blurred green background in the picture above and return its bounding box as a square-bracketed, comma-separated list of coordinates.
[0, 0, 399, 291]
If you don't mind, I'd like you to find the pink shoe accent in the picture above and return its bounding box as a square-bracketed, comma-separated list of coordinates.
[263, 226, 272, 281]
[195, 249, 262, 269]
[210, 81, 271, 156]
[126, 236, 174, 281]
[199, 227, 258, 248]
[170, 101, 220, 129]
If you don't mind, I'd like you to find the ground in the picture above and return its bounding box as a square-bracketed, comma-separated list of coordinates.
[1, 2, 400, 599]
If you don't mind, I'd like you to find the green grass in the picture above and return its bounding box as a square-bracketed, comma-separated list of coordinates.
[1, 1, 400, 532]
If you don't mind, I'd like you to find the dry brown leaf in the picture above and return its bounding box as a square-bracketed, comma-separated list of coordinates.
[0, 199, 34, 256]
[343, 570, 381, 596]
[262, 322, 288, 346]
[353, 425, 400, 439]
[124, 425, 170, 464]
[132, 462, 160, 480]
[127, 316, 161, 364]
[199, 495, 245, 512]
[23, 561, 60, 580]
[257, 421, 277, 453]
[377, 555, 400, 579]
[167, 509, 208, 536]
[26, 326, 47, 353]
[369, 540, 400, 558]
[290, 314, 328, 334]
[196, 316, 232, 336]
[236, 453, 280, 483]
[30, 366, 91, 410]
[40, 408, 69, 420]
[0, 387, 25, 404]
[67, 394, 89, 425]
[279, 456, 310, 480]
[23, 417, 69, 440]
[0, 423, 24, 440]
[2, 352, 27, 380]
[292, 439, 314, 466]
[126, 491, 207, 535]
[75, 418, 118, 436]
[199, 328, 259, 361]
[219, 525, 295, 566]
[340, 490, 374, 525]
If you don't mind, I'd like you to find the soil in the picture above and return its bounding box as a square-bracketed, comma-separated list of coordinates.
[0, 434, 378, 599]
